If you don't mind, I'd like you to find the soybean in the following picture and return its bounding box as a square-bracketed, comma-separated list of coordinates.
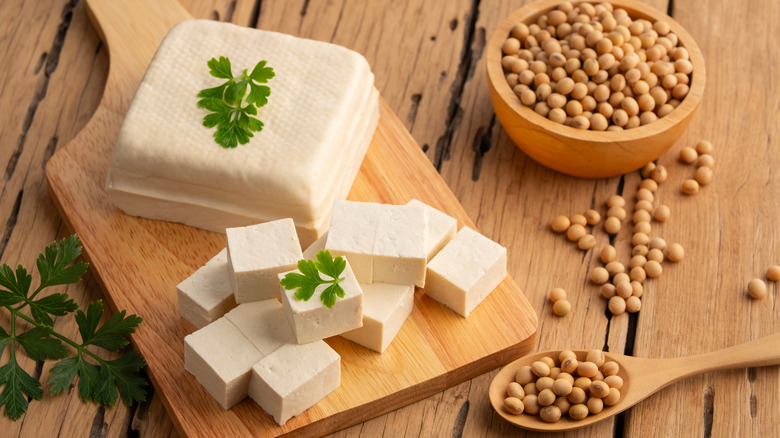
[551, 215, 571, 233]
[748, 279, 767, 299]
[768, 265, 780, 281]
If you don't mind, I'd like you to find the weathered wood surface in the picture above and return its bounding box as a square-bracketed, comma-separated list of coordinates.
[0, 0, 777, 437]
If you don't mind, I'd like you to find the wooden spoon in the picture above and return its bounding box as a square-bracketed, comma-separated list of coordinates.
[489, 333, 780, 432]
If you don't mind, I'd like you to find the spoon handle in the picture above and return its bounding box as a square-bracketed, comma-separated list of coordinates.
[665, 332, 780, 382]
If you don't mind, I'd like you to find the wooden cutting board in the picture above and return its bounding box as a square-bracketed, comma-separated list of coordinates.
[45, 0, 537, 436]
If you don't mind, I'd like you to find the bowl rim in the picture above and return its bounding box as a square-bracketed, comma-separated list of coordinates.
[486, 0, 706, 143]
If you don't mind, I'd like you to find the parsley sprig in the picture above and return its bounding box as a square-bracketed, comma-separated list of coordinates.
[280, 251, 347, 308]
[197, 56, 275, 148]
[0, 235, 146, 420]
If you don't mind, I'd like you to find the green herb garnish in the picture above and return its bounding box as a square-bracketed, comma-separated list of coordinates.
[197, 56, 275, 149]
[280, 250, 347, 308]
[0, 235, 146, 420]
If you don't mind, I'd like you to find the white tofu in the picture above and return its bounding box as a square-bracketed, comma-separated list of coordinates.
[279, 260, 363, 344]
[105, 20, 379, 247]
[340, 283, 414, 353]
[424, 227, 507, 317]
[183, 317, 264, 409]
[224, 300, 295, 355]
[248, 341, 340, 425]
[302, 231, 328, 260]
[177, 248, 236, 329]
[325, 201, 427, 287]
[407, 199, 457, 260]
[226, 219, 302, 303]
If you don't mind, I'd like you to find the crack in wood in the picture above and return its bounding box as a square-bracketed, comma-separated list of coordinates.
[749, 394, 757, 418]
[0, 190, 23, 261]
[329, 5, 345, 43]
[224, 1, 237, 22]
[433, 0, 481, 172]
[300, 0, 310, 17]
[408, 93, 422, 131]
[248, 0, 262, 28]
[89, 405, 107, 438]
[127, 369, 153, 437]
[451, 400, 468, 438]
[471, 115, 495, 181]
[5, 0, 78, 183]
[747, 367, 757, 418]
[702, 384, 714, 437]
[42, 136, 59, 170]
[34, 52, 47, 75]
[30, 361, 45, 398]
[667, 0, 675, 17]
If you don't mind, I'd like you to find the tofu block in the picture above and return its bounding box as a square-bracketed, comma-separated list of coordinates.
[302, 230, 328, 260]
[183, 317, 264, 409]
[225, 300, 295, 355]
[177, 248, 236, 329]
[340, 283, 414, 353]
[227, 219, 302, 303]
[424, 227, 507, 317]
[105, 20, 379, 246]
[279, 260, 363, 344]
[325, 201, 427, 286]
[407, 199, 457, 260]
[248, 341, 340, 425]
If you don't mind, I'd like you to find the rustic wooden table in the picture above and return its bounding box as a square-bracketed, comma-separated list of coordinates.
[1, 0, 777, 436]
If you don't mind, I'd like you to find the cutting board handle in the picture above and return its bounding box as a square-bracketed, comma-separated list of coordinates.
[86, 0, 193, 112]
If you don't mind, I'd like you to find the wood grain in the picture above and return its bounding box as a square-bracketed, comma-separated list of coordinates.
[1, 0, 778, 436]
[44, 0, 536, 436]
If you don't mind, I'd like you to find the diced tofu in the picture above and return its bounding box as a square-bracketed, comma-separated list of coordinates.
[424, 227, 507, 317]
[225, 300, 295, 355]
[226, 219, 302, 303]
[407, 199, 457, 260]
[279, 260, 363, 344]
[326, 201, 427, 286]
[177, 248, 236, 329]
[105, 20, 380, 247]
[248, 341, 340, 426]
[340, 283, 414, 353]
[183, 317, 264, 409]
[302, 231, 328, 260]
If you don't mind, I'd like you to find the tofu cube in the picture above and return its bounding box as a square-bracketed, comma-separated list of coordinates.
[326, 200, 427, 286]
[227, 219, 303, 303]
[302, 230, 328, 260]
[225, 300, 295, 355]
[248, 341, 340, 425]
[177, 248, 236, 329]
[183, 317, 264, 409]
[279, 259, 363, 344]
[424, 227, 507, 317]
[340, 283, 414, 353]
[407, 199, 457, 260]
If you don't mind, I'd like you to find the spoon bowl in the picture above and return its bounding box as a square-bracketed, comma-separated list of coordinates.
[489, 333, 780, 432]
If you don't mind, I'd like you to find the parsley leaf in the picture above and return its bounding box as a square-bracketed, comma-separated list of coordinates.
[280, 250, 347, 308]
[0, 358, 43, 420]
[37, 234, 88, 289]
[197, 56, 274, 149]
[0, 235, 147, 420]
[76, 301, 143, 352]
[16, 327, 68, 361]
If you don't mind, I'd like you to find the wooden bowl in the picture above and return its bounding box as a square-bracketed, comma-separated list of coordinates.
[486, 0, 705, 178]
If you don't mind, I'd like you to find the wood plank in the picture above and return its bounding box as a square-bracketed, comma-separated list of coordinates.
[624, 0, 780, 436]
[43, 0, 536, 436]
